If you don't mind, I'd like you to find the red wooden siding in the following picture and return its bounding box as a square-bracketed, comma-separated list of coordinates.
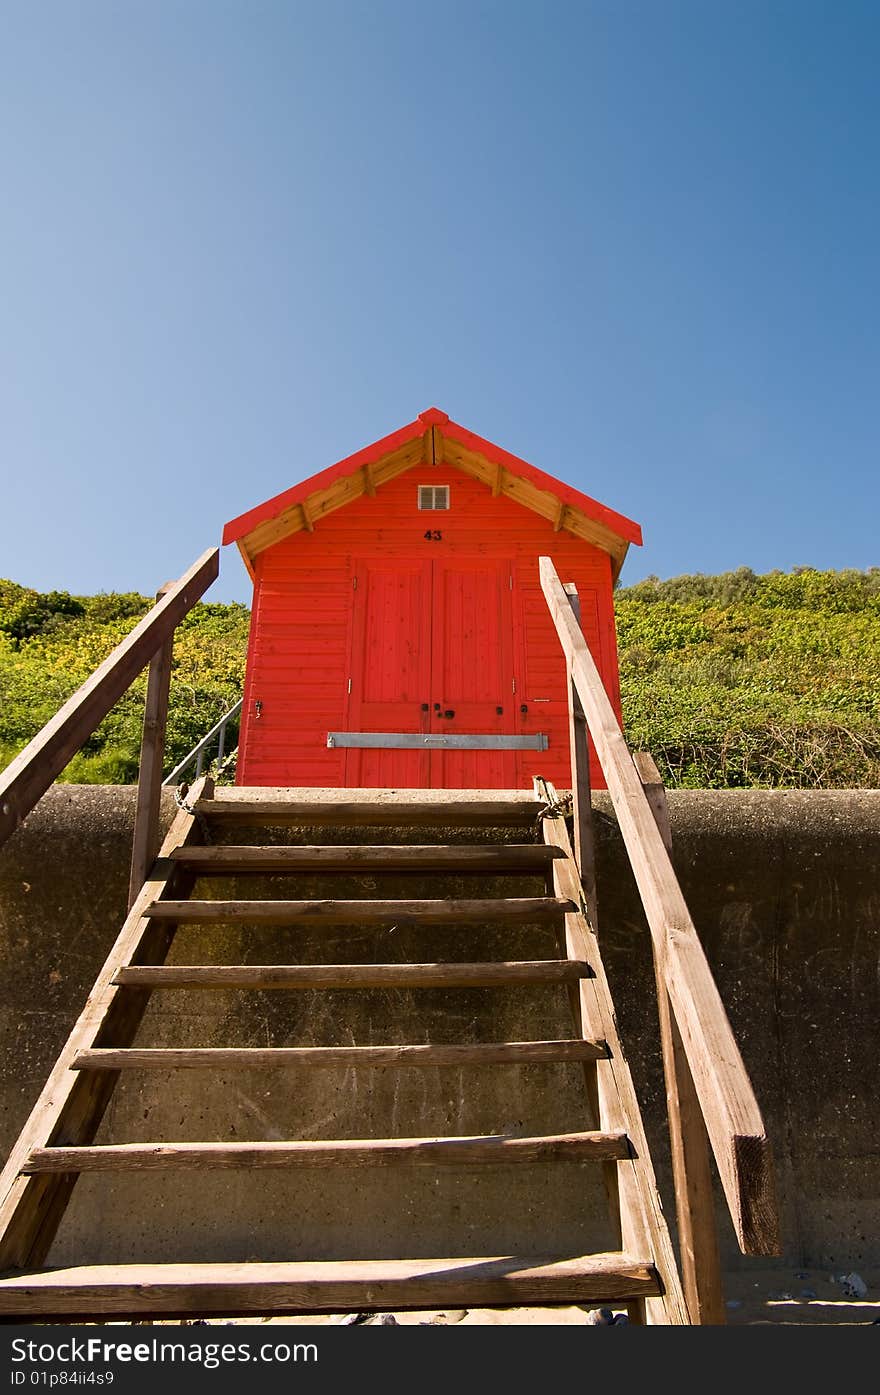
[236, 468, 622, 790]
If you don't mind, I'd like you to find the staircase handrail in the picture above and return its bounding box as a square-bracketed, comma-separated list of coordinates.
[539, 555, 779, 1275]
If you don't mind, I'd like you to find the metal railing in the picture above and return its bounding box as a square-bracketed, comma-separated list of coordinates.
[163, 699, 243, 787]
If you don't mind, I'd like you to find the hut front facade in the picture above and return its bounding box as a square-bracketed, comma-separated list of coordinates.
[222, 408, 641, 790]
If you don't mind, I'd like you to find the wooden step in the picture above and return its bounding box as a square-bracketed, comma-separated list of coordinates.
[25, 1129, 631, 1173]
[72, 1039, 610, 1070]
[112, 960, 594, 990]
[198, 797, 545, 827]
[144, 896, 575, 925]
[0, 1253, 662, 1316]
[170, 843, 563, 873]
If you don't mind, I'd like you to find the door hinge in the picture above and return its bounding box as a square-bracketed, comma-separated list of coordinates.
[352, 576, 358, 590]
[347, 677, 352, 694]
[512, 676, 516, 694]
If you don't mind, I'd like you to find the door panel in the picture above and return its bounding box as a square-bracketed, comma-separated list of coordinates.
[429, 559, 516, 788]
[346, 556, 518, 789]
[345, 560, 432, 786]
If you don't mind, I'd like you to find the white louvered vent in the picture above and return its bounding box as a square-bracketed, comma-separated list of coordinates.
[417, 485, 450, 511]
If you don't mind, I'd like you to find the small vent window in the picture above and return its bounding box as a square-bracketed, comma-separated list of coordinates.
[418, 485, 449, 511]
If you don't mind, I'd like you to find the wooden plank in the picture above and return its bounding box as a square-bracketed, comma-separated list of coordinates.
[170, 843, 563, 873]
[25, 1130, 631, 1173]
[553, 500, 567, 532]
[127, 586, 174, 909]
[492, 463, 503, 496]
[540, 557, 779, 1257]
[112, 960, 595, 989]
[363, 461, 376, 496]
[534, 776, 623, 1266]
[0, 1253, 662, 1317]
[0, 777, 214, 1269]
[244, 438, 424, 557]
[198, 797, 544, 826]
[633, 751, 726, 1325]
[144, 896, 576, 925]
[539, 804, 690, 1325]
[73, 1039, 610, 1070]
[562, 585, 597, 929]
[300, 499, 314, 532]
[0, 550, 219, 849]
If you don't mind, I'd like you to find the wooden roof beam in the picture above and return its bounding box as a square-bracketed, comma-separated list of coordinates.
[300, 500, 315, 533]
[422, 426, 445, 465]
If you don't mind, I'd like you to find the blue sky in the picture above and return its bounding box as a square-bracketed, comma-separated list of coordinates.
[1, 0, 877, 603]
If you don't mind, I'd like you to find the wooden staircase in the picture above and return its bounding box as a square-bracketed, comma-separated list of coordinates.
[0, 549, 779, 1323]
[0, 784, 687, 1321]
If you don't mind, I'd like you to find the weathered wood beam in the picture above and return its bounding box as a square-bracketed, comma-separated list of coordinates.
[25, 1130, 631, 1173]
[562, 584, 597, 929]
[0, 778, 214, 1269]
[73, 1039, 610, 1071]
[633, 751, 726, 1325]
[540, 556, 779, 1257]
[198, 797, 544, 826]
[143, 895, 575, 926]
[538, 801, 689, 1324]
[111, 960, 594, 990]
[169, 842, 564, 872]
[0, 550, 219, 849]
[0, 1254, 662, 1317]
[128, 586, 174, 908]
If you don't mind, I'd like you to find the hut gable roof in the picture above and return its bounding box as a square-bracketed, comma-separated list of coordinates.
[222, 408, 642, 579]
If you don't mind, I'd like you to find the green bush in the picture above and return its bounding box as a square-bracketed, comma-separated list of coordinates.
[0, 586, 249, 784]
[616, 567, 880, 787]
[0, 568, 876, 789]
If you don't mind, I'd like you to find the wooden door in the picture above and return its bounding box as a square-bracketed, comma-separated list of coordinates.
[344, 559, 432, 786]
[429, 559, 517, 788]
[345, 556, 517, 788]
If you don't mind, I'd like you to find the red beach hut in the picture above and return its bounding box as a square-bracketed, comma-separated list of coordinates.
[222, 408, 641, 789]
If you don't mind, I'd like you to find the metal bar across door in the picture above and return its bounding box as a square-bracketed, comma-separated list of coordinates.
[328, 732, 548, 750]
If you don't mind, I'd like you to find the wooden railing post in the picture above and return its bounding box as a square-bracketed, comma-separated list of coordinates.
[562, 583, 597, 930]
[633, 752, 726, 1325]
[128, 586, 174, 909]
[539, 554, 779, 1258]
[0, 548, 219, 851]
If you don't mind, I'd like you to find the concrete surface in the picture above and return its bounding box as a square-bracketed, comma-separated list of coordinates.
[0, 786, 877, 1304]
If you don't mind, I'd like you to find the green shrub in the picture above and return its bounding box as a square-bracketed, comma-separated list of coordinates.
[0, 567, 877, 789]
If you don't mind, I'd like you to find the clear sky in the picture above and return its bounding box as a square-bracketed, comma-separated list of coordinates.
[1, 1, 877, 603]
